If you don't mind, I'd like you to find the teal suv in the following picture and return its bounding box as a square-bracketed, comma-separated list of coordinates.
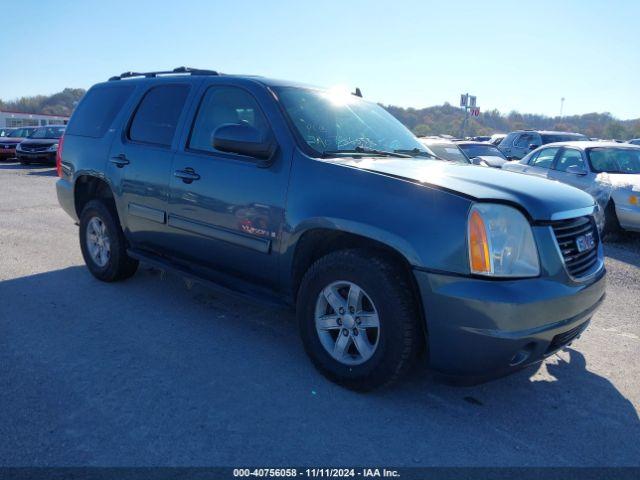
[56, 68, 606, 390]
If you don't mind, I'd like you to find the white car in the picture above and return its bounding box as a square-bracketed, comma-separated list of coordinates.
[503, 141, 640, 234]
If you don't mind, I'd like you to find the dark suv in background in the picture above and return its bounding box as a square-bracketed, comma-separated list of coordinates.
[55, 67, 605, 390]
[16, 125, 65, 165]
[499, 130, 589, 160]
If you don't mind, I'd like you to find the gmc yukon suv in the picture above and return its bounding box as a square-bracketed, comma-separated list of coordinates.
[56, 67, 606, 390]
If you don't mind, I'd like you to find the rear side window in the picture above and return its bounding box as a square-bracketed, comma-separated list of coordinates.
[129, 84, 190, 146]
[66, 86, 135, 138]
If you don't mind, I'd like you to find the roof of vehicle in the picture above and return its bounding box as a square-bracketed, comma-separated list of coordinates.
[536, 140, 640, 150]
[418, 136, 458, 145]
[103, 67, 321, 91]
[510, 129, 587, 136]
[456, 141, 500, 147]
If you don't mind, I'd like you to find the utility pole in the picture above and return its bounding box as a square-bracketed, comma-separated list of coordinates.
[560, 97, 565, 118]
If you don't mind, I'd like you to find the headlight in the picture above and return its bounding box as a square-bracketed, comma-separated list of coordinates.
[48, 144, 59, 151]
[467, 203, 540, 277]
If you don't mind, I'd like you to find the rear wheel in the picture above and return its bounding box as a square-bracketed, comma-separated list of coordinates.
[297, 249, 422, 391]
[79, 199, 138, 282]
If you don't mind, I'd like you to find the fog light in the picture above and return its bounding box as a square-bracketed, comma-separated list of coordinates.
[510, 342, 536, 366]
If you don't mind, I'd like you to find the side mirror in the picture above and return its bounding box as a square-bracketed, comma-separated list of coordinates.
[528, 143, 539, 150]
[470, 157, 485, 166]
[565, 165, 588, 176]
[213, 123, 276, 165]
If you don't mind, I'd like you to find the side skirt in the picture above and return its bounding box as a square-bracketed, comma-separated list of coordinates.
[127, 248, 291, 309]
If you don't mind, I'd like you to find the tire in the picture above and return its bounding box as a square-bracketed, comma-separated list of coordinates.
[297, 249, 423, 391]
[79, 199, 139, 282]
[602, 200, 622, 237]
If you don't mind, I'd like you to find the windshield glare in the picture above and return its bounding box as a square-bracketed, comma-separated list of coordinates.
[458, 144, 506, 159]
[588, 148, 640, 174]
[30, 126, 65, 139]
[275, 87, 426, 156]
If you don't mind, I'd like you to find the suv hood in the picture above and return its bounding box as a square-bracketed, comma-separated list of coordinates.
[331, 157, 595, 221]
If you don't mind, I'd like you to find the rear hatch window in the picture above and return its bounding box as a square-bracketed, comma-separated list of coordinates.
[66, 85, 135, 138]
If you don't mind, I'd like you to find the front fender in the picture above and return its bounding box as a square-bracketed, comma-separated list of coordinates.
[280, 152, 474, 287]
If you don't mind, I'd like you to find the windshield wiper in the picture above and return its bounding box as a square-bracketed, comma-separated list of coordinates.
[393, 148, 441, 159]
[322, 146, 412, 158]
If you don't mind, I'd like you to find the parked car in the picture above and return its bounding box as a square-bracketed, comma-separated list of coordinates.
[488, 133, 506, 146]
[16, 125, 65, 165]
[0, 127, 37, 160]
[418, 137, 470, 163]
[502, 141, 640, 234]
[456, 141, 509, 168]
[499, 130, 589, 160]
[56, 68, 605, 390]
[628, 138, 640, 146]
[467, 135, 491, 142]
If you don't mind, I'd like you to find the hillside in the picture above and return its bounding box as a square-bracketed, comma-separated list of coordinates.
[2, 89, 638, 140]
[385, 103, 640, 140]
[0, 88, 86, 117]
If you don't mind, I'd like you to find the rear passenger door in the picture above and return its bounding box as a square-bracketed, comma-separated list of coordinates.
[165, 83, 290, 290]
[108, 83, 194, 252]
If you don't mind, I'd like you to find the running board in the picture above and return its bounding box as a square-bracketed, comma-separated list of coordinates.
[127, 248, 290, 309]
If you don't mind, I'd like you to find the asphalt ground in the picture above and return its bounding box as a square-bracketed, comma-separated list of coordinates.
[1, 161, 639, 467]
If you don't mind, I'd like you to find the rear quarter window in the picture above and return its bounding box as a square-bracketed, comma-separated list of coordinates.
[66, 85, 135, 138]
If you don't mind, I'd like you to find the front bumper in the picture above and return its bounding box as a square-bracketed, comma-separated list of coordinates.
[414, 267, 606, 380]
[16, 150, 56, 163]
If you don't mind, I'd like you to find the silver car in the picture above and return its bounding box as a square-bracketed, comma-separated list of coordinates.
[502, 141, 640, 234]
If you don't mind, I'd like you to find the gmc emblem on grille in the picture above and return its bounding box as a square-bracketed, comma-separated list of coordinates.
[575, 232, 595, 253]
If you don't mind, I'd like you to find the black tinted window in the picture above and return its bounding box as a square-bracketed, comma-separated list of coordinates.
[129, 85, 190, 146]
[541, 134, 588, 143]
[189, 86, 269, 153]
[66, 86, 135, 138]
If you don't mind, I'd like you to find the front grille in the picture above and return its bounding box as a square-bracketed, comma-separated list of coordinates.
[546, 321, 589, 354]
[21, 144, 49, 152]
[551, 216, 600, 278]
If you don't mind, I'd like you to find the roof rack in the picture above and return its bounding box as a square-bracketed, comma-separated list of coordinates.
[108, 66, 219, 81]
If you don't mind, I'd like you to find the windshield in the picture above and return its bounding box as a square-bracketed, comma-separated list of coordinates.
[541, 133, 588, 143]
[422, 143, 469, 163]
[275, 87, 427, 157]
[588, 147, 640, 174]
[458, 143, 506, 159]
[30, 126, 65, 139]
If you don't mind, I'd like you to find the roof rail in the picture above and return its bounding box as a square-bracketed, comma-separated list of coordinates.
[108, 66, 219, 81]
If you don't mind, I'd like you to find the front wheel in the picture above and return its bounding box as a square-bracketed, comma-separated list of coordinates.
[79, 199, 139, 282]
[602, 200, 622, 237]
[297, 249, 423, 391]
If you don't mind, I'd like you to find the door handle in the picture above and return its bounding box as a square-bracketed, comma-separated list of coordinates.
[110, 154, 130, 168]
[174, 168, 200, 183]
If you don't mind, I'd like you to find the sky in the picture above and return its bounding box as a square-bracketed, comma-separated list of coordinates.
[1, 0, 639, 119]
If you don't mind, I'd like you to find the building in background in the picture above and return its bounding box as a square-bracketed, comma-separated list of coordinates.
[0, 110, 69, 128]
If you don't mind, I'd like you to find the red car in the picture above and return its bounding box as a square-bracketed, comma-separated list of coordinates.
[0, 127, 37, 160]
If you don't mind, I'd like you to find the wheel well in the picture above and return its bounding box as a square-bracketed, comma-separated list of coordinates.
[291, 229, 421, 304]
[74, 175, 117, 218]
